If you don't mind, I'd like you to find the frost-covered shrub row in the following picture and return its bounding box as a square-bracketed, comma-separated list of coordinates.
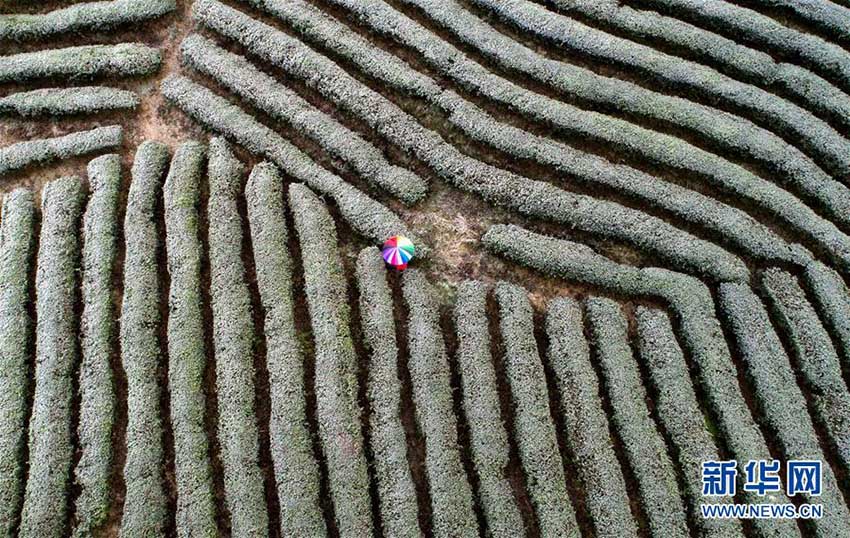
[638, 0, 850, 89]
[0, 0, 175, 41]
[289, 183, 372, 537]
[160, 75, 420, 251]
[752, 0, 850, 43]
[718, 283, 850, 536]
[633, 307, 743, 538]
[802, 262, 850, 371]
[544, 298, 638, 538]
[19, 177, 85, 538]
[0, 87, 139, 117]
[391, 0, 850, 227]
[245, 164, 327, 536]
[316, 0, 850, 270]
[0, 189, 34, 538]
[163, 142, 217, 538]
[483, 224, 799, 537]
[452, 281, 524, 538]
[0, 125, 122, 178]
[193, 0, 745, 282]
[292, 0, 816, 269]
[401, 270, 478, 538]
[181, 35, 427, 206]
[760, 268, 850, 476]
[119, 142, 170, 538]
[548, 0, 850, 132]
[207, 139, 268, 536]
[494, 282, 579, 537]
[584, 297, 688, 538]
[72, 155, 120, 538]
[0, 44, 161, 83]
[355, 248, 422, 538]
[470, 0, 850, 178]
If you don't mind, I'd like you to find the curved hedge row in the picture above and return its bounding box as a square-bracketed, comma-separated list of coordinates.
[494, 282, 579, 537]
[207, 139, 268, 536]
[483, 223, 800, 537]
[0, 44, 161, 83]
[394, 0, 850, 228]
[119, 141, 170, 538]
[444, 100, 803, 268]
[548, 0, 850, 131]
[0, 0, 175, 41]
[319, 0, 850, 270]
[470, 0, 850, 178]
[584, 297, 688, 538]
[19, 177, 85, 538]
[289, 183, 372, 537]
[181, 34, 427, 205]
[72, 155, 120, 538]
[193, 0, 747, 282]
[0, 125, 122, 178]
[160, 75, 420, 251]
[0, 189, 35, 538]
[638, 0, 850, 89]
[355, 248, 422, 538]
[802, 261, 850, 372]
[245, 164, 327, 536]
[453, 281, 524, 538]
[718, 282, 850, 536]
[163, 142, 217, 538]
[760, 268, 850, 477]
[545, 297, 638, 538]
[401, 270, 478, 538]
[0, 87, 139, 117]
[633, 306, 743, 538]
[750, 0, 850, 43]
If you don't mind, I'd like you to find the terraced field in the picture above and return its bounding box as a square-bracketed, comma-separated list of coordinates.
[1, 0, 850, 536]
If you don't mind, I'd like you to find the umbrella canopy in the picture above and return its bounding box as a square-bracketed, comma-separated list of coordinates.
[382, 235, 415, 270]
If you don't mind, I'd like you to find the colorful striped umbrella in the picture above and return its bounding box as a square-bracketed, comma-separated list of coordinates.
[382, 235, 415, 270]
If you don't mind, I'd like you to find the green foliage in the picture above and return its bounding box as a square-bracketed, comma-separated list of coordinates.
[0, 87, 138, 117]
[634, 306, 742, 538]
[192, 0, 747, 282]
[289, 183, 372, 537]
[546, 297, 638, 538]
[402, 269, 478, 538]
[181, 34, 427, 205]
[547, 0, 850, 133]
[483, 223, 800, 537]
[639, 0, 850, 88]
[355, 248, 422, 538]
[73, 154, 121, 537]
[399, 0, 850, 230]
[495, 282, 580, 537]
[0, 0, 175, 41]
[453, 281, 524, 538]
[320, 0, 850, 262]
[119, 141, 170, 538]
[471, 0, 850, 178]
[163, 142, 218, 538]
[718, 282, 850, 535]
[19, 177, 85, 538]
[0, 189, 35, 538]
[0, 44, 161, 83]
[246, 164, 327, 536]
[160, 75, 419, 250]
[0, 125, 122, 178]
[585, 297, 688, 537]
[207, 139, 268, 537]
[760, 269, 850, 478]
